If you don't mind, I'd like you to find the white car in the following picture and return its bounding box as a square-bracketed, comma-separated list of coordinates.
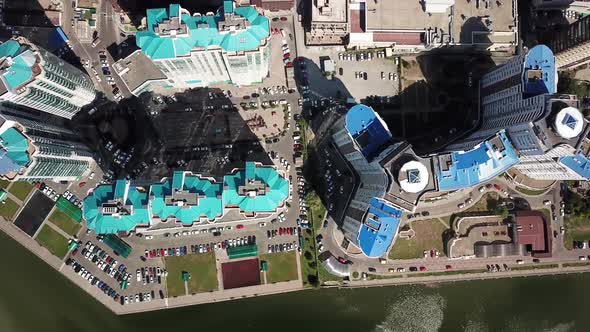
[136, 269, 141, 282]
[258, 222, 266, 227]
[145, 235, 154, 240]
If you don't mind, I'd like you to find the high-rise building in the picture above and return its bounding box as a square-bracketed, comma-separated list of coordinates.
[0, 38, 96, 119]
[0, 111, 94, 182]
[547, 13, 590, 69]
[509, 95, 590, 180]
[135, 1, 270, 89]
[330, 105, 521, 258]
[447, 45, 557, 151]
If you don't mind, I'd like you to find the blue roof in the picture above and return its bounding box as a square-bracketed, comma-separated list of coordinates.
[345, 104, 392, 160]
[523, 45, 556, 96]
[560, 153, 590, 180]
[357, 198, 402, 258]
[437, 131, 519, 191]
[136, 2, 269, 60]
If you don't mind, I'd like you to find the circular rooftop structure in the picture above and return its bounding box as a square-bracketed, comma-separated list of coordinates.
[554, 107, 584, 139]
[398, 160, 429, 193]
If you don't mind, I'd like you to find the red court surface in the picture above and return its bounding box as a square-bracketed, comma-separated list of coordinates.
[221, 258, 261, 289]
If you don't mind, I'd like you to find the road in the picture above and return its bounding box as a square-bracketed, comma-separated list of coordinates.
[317, 175, 570, 277]
[62, 0, 131, 100]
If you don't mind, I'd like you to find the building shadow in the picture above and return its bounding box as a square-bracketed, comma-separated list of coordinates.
[459, 16, 491, 45]
[364, 49, 495, 155]
[72, 88, 272, 182]
[294, 57, 353, 135]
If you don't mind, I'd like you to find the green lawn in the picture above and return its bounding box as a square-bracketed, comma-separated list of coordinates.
[164, 253, 218, 297]
[0, 197, 19, 221]
[515, 186, 547, 196]
[0, 179, 9, 189]
[48, 210, 81, 236]
[300, 227, 318, 287]
[8, 182, 33, 201]
[306, 192, 326, 231]
[465, 192, 500, 213]
[563, 189, 590, 250]
[388, 219, 448, 260]
[260, 251, 298, 283]
[35, 225, 69, 259]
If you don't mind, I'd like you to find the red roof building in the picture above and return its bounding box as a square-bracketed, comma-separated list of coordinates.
[515, 211, 552, 258]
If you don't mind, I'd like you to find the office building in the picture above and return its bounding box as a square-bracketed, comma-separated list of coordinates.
[447, 45, 556, 151]
[0, 112, 93, 182]
[135, 1, 270, 89]
[347, 0, 517, 53]
[83, 162, 288, 234]
[306, 0, 349, 45]
[510, 95, 590, 180]
[0, 38, 96, 119]
[548, 12, 590, 69]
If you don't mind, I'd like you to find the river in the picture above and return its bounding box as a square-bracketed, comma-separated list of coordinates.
[0, 231, 587, 332]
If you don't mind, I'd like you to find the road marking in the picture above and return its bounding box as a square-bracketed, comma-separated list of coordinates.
[437, 217, 450, 228]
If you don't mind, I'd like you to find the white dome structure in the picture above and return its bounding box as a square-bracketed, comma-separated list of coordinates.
[554, 107, 584, 139]
[398, 160, 429, 193]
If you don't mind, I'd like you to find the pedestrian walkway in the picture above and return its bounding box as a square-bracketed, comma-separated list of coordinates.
[506, 168, 555, 190]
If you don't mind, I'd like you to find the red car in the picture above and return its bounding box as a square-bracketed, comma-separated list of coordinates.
[283, 53, 290, 59]
[279, 228, 284, 236]
[236, 224, 244, 229]
[337, 257, 348, 264]
[287, 227, 292, 235]
[493, 184, 501, 190]
[419, 266, 427, 272]
[445, 265, 453, 270]
[285, 62, 293, 67]
[71, 248, 78, 256]
[221, 241, 226, 249]
[280, 17, 287, 21]
[160, 248, 165, 256]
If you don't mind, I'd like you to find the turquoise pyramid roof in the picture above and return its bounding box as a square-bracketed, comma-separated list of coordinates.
[0, 40, 34, 90]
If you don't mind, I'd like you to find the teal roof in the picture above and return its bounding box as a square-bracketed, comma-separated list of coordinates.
[84, 162, 288, 234]
[136, 3, 269, 60]
[83, 182, 150, 234]
[0, 127, 30, 169]
[0, 40, 34, 90]
[222, 161, 288, 213]
[150, 173, 223, 224]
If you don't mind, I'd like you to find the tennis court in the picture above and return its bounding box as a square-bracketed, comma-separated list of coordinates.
[221, 258, 261, 289]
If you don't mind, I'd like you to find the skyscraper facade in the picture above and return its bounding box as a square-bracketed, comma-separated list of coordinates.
[0, 106, 94, 182]
[447, 45, 556, 151]
[0, 38, 96, 119]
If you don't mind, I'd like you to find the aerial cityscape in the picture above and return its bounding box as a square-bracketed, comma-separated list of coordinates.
[3, 0, 590, 329]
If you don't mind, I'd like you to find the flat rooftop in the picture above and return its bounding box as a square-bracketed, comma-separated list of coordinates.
[114, 51, 167, 93]
[366, 1, 448, 31]
[311, 0, 347, 22]
[366, 0, 515, 44]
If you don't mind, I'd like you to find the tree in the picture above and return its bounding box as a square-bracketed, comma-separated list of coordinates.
[308, 261, 317, 269]
[304, 251, 313, 260]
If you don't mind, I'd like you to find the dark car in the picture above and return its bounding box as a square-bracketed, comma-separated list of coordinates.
[159, 290, 165, 299]
[139, 256, 146, 262]
[368, 267, 376, 272]
[409, 266, 418, 272]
